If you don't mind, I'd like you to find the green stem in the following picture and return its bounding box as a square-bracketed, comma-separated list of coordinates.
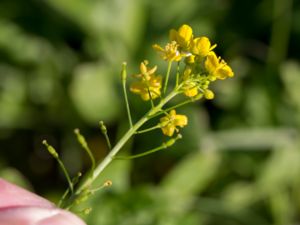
[42, 140, 74, 193]
[176, 62, 180, 87]
[74, 129, 96, 173]
[147, 87, 155, 108]
[58, 188, 70, 207]
[70, 90, 178, 200]
[121, 62, 133, 128]
[136, 124, 161, 134]
[58, 171, 82, 207]
[57, 158, 74, 193]
[115, 145, 166, 159]
[99, 121, 112, 150]
[115, 134, 182, 160]
[163, 61, 172, 94]
[148, 98, 194, 120]
[103, 132, 112, 150]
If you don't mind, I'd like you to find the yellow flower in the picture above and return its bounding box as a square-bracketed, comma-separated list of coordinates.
[130, 61, 162, 101]
[130, 74, 162, 101]
[181, 67, 199, 97]
[152, 41, 182, 62]
[191, 37, 217, 57]
[160, 110, 188, 136]
[169, 24, 193, 50]
[133, 61, 157, 81]
[185, 55, 195, 64]
[204, 52, 234, 80]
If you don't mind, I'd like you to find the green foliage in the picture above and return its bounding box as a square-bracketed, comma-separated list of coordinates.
[1, 0, 300, 224]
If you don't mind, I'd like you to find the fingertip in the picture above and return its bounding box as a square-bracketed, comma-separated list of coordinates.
[37, 209, 86, 225]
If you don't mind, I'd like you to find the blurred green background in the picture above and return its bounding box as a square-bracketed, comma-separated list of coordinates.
[1, 0, 300, 224]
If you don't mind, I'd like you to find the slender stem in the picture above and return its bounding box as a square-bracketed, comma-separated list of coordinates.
[122, 62, 133, 128]
[115, 134, 182, 160]
[90, 180, 112, 193]
[147, 87, 154, 108]
[74, 129, 96, 173]
[58, 188, 70, 207]
[72, 90, 178, 198]
[163, 99, 193, 113]
[57, 158, 74, 193]
[148, 99, 192, 120]
[115, 145, 166, 159]
[99, 121, 112, 150]
[163, 61, 172, 94]
[58, 171, 83, 207]
[147, 87, 203, 120]
[85, 148, 95, 172]
[42, 140, 74, 193]
[176, 62, 180, 87]
[104, 133, 112, 150]
[136, 124, 161, 134]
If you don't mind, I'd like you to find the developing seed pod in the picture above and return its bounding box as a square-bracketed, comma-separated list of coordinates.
[42, 140, 59, 159]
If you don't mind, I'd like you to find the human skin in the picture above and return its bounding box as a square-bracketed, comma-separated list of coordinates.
[0, 178, 86, 225]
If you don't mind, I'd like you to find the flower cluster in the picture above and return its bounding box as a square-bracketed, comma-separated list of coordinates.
[153, 24, 234, 98]
[42, 24, 235, 212]
[129, 24, 234, 137]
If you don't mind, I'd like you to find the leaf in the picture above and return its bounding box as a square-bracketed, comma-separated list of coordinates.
[161, 150, 220, 196]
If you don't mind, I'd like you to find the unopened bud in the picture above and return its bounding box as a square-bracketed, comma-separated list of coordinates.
[42, 140, 59, 159]
[74, 129, 88, 149]
[164, 139, 176, 148]
[121, 62, 127, 80]
[204, 89, 214, 100]
[99, 121, 107, 134]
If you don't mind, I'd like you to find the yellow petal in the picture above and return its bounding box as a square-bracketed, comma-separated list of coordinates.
[149, 87, 161, 99]
[162, 125, 176, 137]
[174, 55, 182, 62]
[130, 82, 144, 94]
[191, 37, 211, 57]
[169, 109, 176, 117]
[160, 110, 187, 136]
[174, 115, 188, 127]
[216, 64, 234, 79]
[147, 65, 157, 75]
[176, 24, 193, 49]
[205, 52, 219, 74]
[140, 62, 147, 74]
[141, 92, 151, 101]
[149, 75, 162, 87]
[178, 24, 193, 42]
[185, 55, 195, 64]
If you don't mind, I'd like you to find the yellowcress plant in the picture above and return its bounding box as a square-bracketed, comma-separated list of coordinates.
[43, 24, 234, 214]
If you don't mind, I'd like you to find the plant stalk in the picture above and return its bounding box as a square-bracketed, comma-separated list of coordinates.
[65, 90, 178, 208]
